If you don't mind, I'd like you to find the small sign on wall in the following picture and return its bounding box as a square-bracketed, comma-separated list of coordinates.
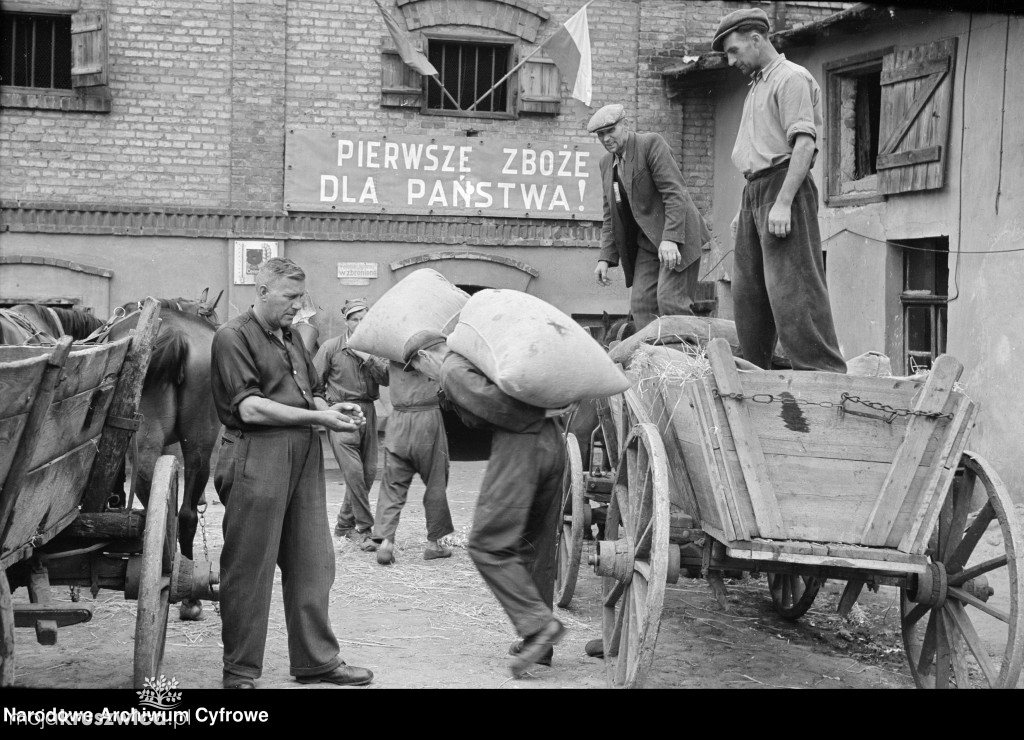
[233, 240, 282, 285]
[337, 262, 378, 286]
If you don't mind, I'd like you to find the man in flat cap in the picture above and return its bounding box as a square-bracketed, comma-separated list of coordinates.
[370, 329, 454, 565]
[313, 298, 390, 550]
[588, 104, 711, 330]
[714, 8, 846, 373]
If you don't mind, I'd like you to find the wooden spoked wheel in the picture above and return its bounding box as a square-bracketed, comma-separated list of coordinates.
[767, 573, 823, 621]
[0, 570, 14, 686]
[133, 455, 180, 689]
[900, 451, 1024, 688]
[598, 422, 671, 689]
[555, 433, 586, 608]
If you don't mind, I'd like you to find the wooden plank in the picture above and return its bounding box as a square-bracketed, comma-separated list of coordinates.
[690, 380, 745, 540]
[860, 354, 963, 546]
[0, 353, 47, 418]
[706, 339, 785, 538]
[901, 399, 978, 553]
[876, 145, 942, 170]
[725, 545, 928, 574]
[64, 511, 146, 540]
[0, 338, 73, 542]
[651, 382, 702, 518]
[81, 299, 161, 512]
[1, 442, 99, 564]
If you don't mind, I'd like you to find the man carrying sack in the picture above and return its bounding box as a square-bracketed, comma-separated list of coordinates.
[412, 331, 569, 678]
[313, 298, 389, 549]
[715, 8, 846, 373]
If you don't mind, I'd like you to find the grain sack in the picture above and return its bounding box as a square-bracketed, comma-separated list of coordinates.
[347, 269, 468, 362]
[609, 315, 790, 369]
[446, 289, 630, 408]
[846, 351, 893, 378]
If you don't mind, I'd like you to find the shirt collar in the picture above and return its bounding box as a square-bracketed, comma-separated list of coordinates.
[750, 53, 786, 84]
[250, 306, 292, 343]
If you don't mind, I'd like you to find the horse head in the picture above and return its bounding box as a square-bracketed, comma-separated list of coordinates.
[121, 288, 223, 327]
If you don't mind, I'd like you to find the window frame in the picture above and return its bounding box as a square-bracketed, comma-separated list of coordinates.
[0, 3, 110, 113]
[900, 237, 949, 374]
[823, 47, 892, 208]
[421, 32, 517, 121]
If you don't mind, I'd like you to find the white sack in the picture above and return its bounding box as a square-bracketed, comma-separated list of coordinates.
[446, 289, 631, 408]
[846, 351, 893, 378]
[347, 268, 468, 362]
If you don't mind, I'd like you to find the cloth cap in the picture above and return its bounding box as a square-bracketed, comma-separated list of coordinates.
[402, 329, 447, 368]
[712, 7, 770, 52]
[342, 298, 369, 319]
[586, 104, 626, 134]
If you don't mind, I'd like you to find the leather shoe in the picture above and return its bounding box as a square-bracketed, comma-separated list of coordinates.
[423, 544, 452, 560]
[335, 525, 353, 538]
[295, 663, 373, 686]
[223, 673, 256, 689]
[510, 618, 566, 678]
[585, 638, 605, 658]
[508, 640, 552, 666]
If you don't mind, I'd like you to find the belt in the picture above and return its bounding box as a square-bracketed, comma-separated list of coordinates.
[391, 402, 439, 413]
[745, 159, 791, 181]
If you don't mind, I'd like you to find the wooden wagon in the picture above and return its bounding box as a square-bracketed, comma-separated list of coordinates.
[0, 300, 219, 688]
[582, 338, 1022, 689]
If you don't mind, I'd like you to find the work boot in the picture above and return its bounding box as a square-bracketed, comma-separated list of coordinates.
[508, 640, 552, 667]
[377, 538, 395, 565]
[423, 540, 452, 560]
[510, 618, 566, 678]
[335, 524, 354, 538]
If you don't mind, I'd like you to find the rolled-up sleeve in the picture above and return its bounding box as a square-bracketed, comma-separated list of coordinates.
[212, 328, 266, 416]
[778, 73, 818, 146]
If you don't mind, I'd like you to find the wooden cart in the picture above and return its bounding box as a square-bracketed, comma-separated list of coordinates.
[0, 300, 219, 688]
[587, 338, 1023, 689]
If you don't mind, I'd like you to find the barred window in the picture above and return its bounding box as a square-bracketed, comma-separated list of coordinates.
[901, 237, 948, 374]
[425, 38, 513, 118]
[0, 13, 73, 89]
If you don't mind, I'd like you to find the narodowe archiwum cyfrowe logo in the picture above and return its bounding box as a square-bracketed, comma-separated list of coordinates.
[137, 676, 182, 709]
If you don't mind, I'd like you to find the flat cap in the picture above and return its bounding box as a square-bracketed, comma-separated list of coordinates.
[342, 298, 368, 318]
[586, 104, 625, 134]
[712, 7, 770, 52]
[402, 329, 447, 367]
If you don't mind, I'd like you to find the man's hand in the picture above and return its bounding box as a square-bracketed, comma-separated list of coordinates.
[544, 401, 579, 419]
[330, 401, 365, 424]
[658, 241, 681, 270]
[595, 261, 611, 286]
[767, 200, 793, 238]
[319, 407, 362, 433]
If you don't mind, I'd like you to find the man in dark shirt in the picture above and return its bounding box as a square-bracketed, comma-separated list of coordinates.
[411, 332, 568, 678]
[211, 257, 374, 689]
[313, 298, 389, 548]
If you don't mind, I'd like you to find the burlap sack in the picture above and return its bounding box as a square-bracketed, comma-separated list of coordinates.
[347, 269, 468, 362]
[846, 351, 893, 378]
[609, 315, 790, 369]
[446, 289, 631, 408]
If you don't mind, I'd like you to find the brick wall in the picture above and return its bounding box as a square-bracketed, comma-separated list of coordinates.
[0, 0, 848, 223]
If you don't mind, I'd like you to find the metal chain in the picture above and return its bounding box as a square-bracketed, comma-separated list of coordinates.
[712, 389, 953, 423]
[197, 502, 220, 616]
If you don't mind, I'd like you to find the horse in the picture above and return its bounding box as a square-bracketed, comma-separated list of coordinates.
[119, 287, 223, 327]
[0, 304, 105, 344]
[107, 306, 220, 621]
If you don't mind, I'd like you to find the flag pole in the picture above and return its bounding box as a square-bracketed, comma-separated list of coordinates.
[465, 0, 596, 112]
[465, 45, 546, 112]
[427, 74, 463, 110]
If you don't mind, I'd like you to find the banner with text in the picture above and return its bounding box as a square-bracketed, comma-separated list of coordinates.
[284, 130, 607, 220]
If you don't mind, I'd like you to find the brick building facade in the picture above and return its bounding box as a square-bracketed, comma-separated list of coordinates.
[1, 0, 844, 337]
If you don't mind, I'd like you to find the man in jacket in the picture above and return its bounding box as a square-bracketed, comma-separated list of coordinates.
[590, 104, 711, 330]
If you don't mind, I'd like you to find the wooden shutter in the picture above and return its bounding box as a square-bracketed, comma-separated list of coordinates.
[876, 37, 956, 195]
[519, 58, 560, 115]
[71, 10, 108, 88]
[380, 39, 423, 109]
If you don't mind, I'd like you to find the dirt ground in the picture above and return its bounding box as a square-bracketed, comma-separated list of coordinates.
[10, 450, 958, 692]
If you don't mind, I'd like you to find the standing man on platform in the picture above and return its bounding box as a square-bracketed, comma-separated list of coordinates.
[715, 8, 846, 373]
[590, 103, 711, 330]
[211, 257, 373, 689]
[314, 298, 389, 550]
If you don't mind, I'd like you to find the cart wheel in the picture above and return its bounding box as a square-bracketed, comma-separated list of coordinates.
[555, 433, 586, 608]
[1, 570, 14, 687]
[766, 573, 823, 621]
[597, 422, 670, 689]
[901, 451, 1024, 688]
[133, 455, 180, 689]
